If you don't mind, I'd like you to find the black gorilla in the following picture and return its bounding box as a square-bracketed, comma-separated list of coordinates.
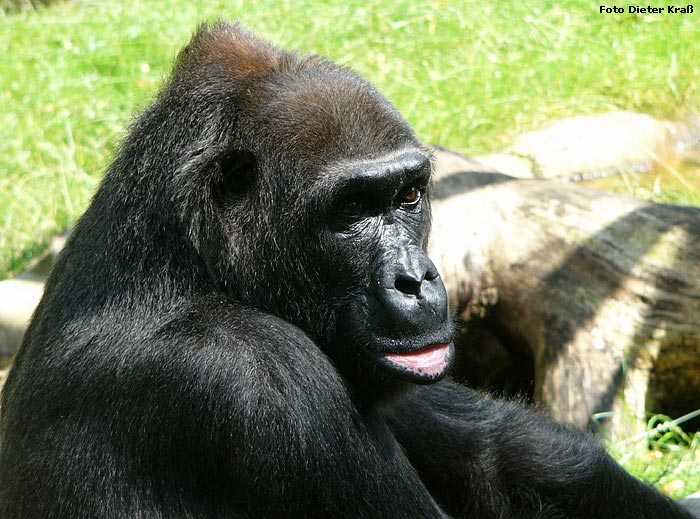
[0, 23, 693, 519]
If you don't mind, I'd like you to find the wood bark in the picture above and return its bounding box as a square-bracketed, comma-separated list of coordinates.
[429, 149, 700, 435]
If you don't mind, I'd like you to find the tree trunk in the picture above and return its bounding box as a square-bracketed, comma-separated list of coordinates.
[429, 149, 700, 435]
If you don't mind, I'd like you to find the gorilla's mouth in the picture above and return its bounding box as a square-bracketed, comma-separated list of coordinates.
[374, 342, 454, 384]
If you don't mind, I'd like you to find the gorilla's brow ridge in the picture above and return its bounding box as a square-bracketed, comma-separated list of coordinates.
[318, 149, 431, 197]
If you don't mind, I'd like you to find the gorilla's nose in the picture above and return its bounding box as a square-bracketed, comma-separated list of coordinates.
[374, 249, 449, 337]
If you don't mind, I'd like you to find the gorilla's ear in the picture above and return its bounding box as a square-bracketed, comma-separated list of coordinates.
[171, 143, 257, 258]
[214, 149, 257, 206]
[166, 23, 287, 252]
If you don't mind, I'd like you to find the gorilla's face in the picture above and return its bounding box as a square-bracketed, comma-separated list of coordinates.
[233, 147, 455, 394]
[318, 149, 455, 387]
[212, 58, 455, 394]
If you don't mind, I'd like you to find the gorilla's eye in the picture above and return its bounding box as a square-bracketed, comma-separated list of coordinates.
[339, 197, 365, 218]
[397, 185, 421, 208]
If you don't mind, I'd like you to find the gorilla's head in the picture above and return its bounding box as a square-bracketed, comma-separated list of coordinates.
[129, 23, 456, 395]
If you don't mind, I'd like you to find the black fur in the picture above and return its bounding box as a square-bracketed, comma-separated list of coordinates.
[0, 23, 692, 519]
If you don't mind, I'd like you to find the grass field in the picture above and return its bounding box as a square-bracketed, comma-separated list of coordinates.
[2, 0, 699, 499]
[2, 0, 700, 278]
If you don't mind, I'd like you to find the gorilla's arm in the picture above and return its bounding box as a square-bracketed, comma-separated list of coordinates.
[154, 304, 454, 518]
[202, 320, 448, 518]
[387, 381, 694, 519]
[0, 300, 450, 519]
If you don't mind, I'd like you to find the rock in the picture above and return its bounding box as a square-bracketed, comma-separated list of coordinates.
[473, 153, 536, 179]
[430, 148, 700, 435]
[680, 492, 700, 517]
[432, 147, 500, 177]
[0, 276, 45, 357]
[508, 111, 675, 179]
[0, 233, 65, 357]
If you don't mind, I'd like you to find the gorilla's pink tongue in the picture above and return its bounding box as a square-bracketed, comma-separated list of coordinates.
[384, 344, 450, 377]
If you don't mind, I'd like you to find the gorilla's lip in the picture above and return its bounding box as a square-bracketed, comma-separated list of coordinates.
[369, 342, 455, 384]
[385, 343, 451, 375]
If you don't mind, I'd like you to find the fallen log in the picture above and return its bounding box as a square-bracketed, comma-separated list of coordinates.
[429, 149, 700, 435]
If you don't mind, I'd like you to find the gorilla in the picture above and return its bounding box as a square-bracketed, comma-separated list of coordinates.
[0, 22, 693, 519]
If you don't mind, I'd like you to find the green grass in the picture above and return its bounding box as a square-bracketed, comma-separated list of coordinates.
[1, 0, 699, 498]
[2, 0, 700, 278]
[608, 413, 700, 500]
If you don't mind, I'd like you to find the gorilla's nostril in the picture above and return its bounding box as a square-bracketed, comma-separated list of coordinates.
[424, 269, 439, 282]
[395, 275, 421, 296]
